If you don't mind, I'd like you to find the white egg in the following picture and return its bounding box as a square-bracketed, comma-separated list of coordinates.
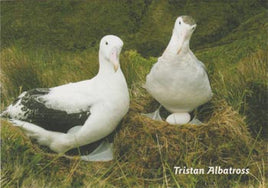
[166, 113, 191, 125]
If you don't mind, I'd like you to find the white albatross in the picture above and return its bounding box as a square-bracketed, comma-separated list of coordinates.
[144, 16, 213, 125]
[1, 35, 129, 161]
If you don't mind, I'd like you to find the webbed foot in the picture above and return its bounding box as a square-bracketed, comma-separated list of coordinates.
[81, 141, 113, 162]
[142, 105, 163, 121]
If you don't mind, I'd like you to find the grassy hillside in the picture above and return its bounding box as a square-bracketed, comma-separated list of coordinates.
[1, 0, 266, 55]
[1, 1, 267, 187]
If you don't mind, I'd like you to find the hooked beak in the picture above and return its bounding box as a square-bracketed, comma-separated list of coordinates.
[176, 24, 196, 55]
[177, 31, 186, 55]
[110, 49, 119, 72]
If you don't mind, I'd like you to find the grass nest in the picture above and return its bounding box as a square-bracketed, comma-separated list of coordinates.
[113, 89, 264, 186]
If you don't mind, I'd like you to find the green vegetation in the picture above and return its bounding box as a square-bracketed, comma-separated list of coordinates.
[1, 0, 267, 187]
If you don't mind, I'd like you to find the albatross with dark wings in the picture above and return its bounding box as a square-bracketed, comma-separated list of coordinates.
[1, 35, 129, 161]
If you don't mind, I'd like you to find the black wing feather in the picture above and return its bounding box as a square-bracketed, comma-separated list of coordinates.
[16, 88, 91, 133]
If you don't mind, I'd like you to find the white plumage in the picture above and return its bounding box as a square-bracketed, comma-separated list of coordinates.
[2, 35, 129, 160]
[145, 16, 213, 125]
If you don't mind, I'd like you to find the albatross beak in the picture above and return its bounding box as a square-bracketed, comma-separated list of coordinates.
[177, 31, 186, 55]
[110, 49, 119, 72]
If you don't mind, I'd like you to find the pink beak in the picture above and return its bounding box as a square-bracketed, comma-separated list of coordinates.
[110, 49, 119, 72]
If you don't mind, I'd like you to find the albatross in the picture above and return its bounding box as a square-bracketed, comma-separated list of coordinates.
[144, 15, 213, 125]
[1, 35, 129, 161]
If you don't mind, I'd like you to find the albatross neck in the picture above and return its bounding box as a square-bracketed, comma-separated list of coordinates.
[97, 54, 119, 76]
[162, 31, 190, 57]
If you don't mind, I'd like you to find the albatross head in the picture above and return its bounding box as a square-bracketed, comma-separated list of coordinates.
[100, 35, 124, 72]
[173, 15, 196, 54]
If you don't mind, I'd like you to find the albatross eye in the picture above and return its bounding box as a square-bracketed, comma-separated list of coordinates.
[105, 42, 108, 45]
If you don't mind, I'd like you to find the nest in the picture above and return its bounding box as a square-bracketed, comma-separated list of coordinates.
[113, 90, 262, 185]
